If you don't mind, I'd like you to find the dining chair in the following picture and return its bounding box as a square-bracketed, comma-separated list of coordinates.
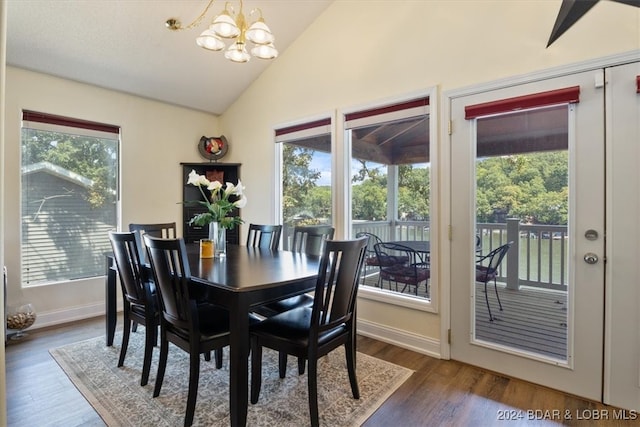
[374, 242, 430, 296]
[476, 241, 513, 321]
[290, 225, 335, 256]
[256, 225, 335, 315]
[253, 225, 336, 374]
[246, 224, 282, 250]
[129, 222, 177, 265]
[108, 231, 158, 386]
[143, 234, 232, 427]
[128, 222, 177, 332]
[250, 236, 368, 427]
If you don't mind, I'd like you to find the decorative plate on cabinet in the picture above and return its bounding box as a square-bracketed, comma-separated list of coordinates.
[198, 135, 228, 161]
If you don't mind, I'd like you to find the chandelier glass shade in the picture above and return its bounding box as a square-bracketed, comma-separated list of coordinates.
[166, 0, 278, 63]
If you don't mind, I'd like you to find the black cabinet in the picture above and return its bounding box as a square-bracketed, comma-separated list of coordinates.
[181, 162, 241, 245]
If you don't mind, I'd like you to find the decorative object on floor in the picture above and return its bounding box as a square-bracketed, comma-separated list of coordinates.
[50, 331, 412, 427]
[166, 0, 278, 63]
[198, 135, 228, 161]
[6, 302, 36, 340]
[184, 169, 246, 257]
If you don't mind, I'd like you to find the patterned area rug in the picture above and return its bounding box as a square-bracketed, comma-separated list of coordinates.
[50, 330, 413, 426]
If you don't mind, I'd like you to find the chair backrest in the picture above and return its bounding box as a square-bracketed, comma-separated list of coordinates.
[478, 241, 513, 274]
[109, 231, 148, 306]
[310, 236, 368, 337]
[374, 242, 425, 270]
[143, 235, 193, 332]
[355, 231, 382, 260]
[246, 224, 282, 250]
[129, 222, 177, 263]
[291, 225, 335, 256]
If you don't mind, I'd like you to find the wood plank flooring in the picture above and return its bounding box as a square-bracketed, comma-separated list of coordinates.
[5, 316, 634, 426]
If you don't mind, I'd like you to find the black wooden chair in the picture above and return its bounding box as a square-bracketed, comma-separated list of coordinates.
[246, 224, 282, 250]
[290, 225, 335, 256]
[108, 231, 158, 386]
[476, 241, 513, 321]
[143, 235, 232, 427]
[374, 242, 430, 296]
[128, 222, 177, 332]
[256, 225, 335, 318]
[129, 222, 177, 265]
[250, 236, 368, 427]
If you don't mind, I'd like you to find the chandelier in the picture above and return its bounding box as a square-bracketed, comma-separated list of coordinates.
[165, 0, 278, 63]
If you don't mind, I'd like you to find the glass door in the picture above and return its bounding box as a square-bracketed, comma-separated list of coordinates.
[450, 70, 605, 401]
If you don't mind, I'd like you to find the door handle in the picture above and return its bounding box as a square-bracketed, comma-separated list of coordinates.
[583, 253, 598, 264]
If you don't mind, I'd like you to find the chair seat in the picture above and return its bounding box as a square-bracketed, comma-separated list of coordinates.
[475, 265, 497, 282]
[254, 294, 314, 317]
[366, 254, 409, 267]
[252, 307, 347, 346]
[381, 265, 429, 285]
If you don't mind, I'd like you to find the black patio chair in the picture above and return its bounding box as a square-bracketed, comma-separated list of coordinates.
[476, 241, 513, 321]
[374, 242, 430, 296]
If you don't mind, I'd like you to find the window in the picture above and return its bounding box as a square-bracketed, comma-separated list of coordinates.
[21, 111, 119, 286]
[346, 96, 433, 303]
[275, 118, 332, 249]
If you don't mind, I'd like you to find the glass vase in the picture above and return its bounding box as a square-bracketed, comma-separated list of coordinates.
[209, 222, 227, 257]
[6, 302, 36, 340]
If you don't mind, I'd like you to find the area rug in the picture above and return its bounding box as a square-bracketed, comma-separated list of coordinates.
[50, 330, 413, 426]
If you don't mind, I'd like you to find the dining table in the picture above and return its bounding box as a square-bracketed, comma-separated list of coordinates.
[105, 244, 321, 427]
[384, 240, 430, 254]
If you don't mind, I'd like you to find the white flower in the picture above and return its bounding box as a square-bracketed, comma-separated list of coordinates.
[234, 194, 247, 208]
[187, 170, 210, 187]
[208, 180, 223, 192]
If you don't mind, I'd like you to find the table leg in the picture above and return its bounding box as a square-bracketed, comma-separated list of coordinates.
[105, 255, 117, 346]
[228, 298, 250, 427]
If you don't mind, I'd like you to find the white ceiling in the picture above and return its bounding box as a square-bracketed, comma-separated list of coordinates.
[6, 0, 333, 115]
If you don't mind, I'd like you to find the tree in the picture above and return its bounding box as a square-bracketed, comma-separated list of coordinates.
[282, 144, 322, 224]
[476, 151, 568, 225]
[22, 129, 118, 209]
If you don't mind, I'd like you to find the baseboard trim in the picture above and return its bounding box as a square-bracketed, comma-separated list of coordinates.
[29, 303, 114, 330]
[357, 318, 441, 359]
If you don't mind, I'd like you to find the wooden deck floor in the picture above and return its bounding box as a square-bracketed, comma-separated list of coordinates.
[362, 272, 568, 360]
[475, 282, 568, 360]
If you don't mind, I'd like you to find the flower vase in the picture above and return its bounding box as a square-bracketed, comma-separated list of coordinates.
[209, 222, 226, 257]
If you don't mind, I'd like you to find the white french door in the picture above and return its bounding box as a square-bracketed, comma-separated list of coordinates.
[449, 70, 606, 400]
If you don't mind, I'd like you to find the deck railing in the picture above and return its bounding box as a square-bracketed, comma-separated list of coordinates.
[353, 219, 568, 292]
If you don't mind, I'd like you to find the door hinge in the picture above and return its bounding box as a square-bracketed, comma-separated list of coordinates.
[448, 120, 453, 135]
[448, 225, 453, 241]
[448, 328, 452, 344]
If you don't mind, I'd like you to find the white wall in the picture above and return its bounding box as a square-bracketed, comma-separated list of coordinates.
[220, 0, 640, 351]
[2, 0, 638, 350]
[3, 67, 220, 327]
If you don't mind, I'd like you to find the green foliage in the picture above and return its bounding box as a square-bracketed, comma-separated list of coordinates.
[22, 129, 118, 209]
[282, 144, 323, 225]
[476, 151, 568, 224]
[282, 143, 568, 227]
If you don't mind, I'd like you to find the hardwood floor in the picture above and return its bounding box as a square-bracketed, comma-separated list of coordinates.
[5, 316, 634, 426]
